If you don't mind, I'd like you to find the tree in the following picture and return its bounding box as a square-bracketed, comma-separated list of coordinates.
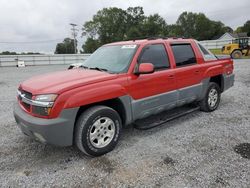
[82, 38, 100, 53]
[125, 7, 145, 39]
[235, 26, 243, 33]
[176, 12, 230, 40]
[55, 38, 77, 54]
[141, 14, 168, 37]
[82, 7, 128, 44]
[167, 24, 182, 37]
[82, 7, 169, 52]
[241, 20, 250, 36]
[223, 26, 233, 33]
[81, 8, 233, 52]
[0, 51, 17, 55]
[0, 51, 41, 55]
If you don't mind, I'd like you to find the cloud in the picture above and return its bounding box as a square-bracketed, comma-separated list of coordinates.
[0, 0, 249, 53]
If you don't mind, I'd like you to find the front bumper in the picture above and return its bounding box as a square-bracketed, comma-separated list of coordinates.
[13, 102, 79, 146]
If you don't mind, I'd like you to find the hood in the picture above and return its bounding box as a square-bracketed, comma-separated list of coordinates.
[20, 69, 118, 95]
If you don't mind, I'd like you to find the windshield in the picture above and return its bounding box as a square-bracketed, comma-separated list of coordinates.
[82, 45, 137, 73]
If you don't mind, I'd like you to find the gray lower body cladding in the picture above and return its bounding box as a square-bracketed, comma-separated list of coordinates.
[131, 84, 202, 121]
[121, 75, 234, 122]
[13, 102, 79, 146]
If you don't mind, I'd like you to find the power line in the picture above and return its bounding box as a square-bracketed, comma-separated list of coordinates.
[70, 23, 78, 54]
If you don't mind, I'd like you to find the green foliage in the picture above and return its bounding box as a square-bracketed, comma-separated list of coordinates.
[0, 51, 41, 55]
[82, 7, 169, 53]
[236, 20, 250, 36]
[82, 7, 234, 52]
[235, 26, 243, 33]
[82, 38, 100, 53]
[176, 12, 230, 40]
[141, 14, 168, 37]
[55, 38, 77, 54]
[242, 20, 250, 36]
[0, 51, 17, 55]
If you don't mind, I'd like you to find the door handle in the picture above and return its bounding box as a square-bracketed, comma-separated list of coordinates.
[168, 75, 174, 79]
[194, 70, 200, 74]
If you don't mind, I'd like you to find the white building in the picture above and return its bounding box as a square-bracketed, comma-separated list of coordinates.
[200, 32, 248, 49]
[218, 32, 248, 40]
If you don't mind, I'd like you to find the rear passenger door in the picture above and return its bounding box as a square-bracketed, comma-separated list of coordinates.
[170, 43, 202, 105]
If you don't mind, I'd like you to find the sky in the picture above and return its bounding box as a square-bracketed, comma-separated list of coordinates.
[0, 0, 249, 54]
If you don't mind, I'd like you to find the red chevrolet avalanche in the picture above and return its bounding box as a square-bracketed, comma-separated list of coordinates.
[14, 38, 234, 156]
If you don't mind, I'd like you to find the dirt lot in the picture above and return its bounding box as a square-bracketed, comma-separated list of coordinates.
[0, 60, 250, 188]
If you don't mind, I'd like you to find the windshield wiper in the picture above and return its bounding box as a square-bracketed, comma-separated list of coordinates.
[79, 65, 89, 69]
[89, 67, 108, 72]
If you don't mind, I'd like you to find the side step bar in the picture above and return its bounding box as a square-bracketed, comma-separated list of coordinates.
[134, 105, 200, 130]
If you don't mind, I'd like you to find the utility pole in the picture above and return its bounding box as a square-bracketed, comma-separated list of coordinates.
[70, 23, 78, 54]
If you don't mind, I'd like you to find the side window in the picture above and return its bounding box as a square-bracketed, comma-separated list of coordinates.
[197, 42, 217, 61]
[198, 43, 210, 55]
[171, 44, 197, 67]
[139, 44, 170, 70]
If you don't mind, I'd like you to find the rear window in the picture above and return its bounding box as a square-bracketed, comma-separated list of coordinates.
[198, 43, 210, 55]
[197, 42, 217, 61]
[171, 44, 196, 67]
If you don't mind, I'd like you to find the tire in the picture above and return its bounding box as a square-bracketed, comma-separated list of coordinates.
[231, 50, 242, 59]
[75, 105, 122, 157]
[199, 82, 221, 112]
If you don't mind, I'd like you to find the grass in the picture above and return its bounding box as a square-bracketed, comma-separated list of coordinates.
[210, 48, 250, 59]
[210, 49, 222, 55]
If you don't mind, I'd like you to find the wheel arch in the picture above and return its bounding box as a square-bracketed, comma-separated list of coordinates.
[209, 74, 224, 92]
[74, 96, 132, 130]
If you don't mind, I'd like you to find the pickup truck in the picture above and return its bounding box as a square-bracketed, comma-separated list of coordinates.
[14, 38, 234, 156]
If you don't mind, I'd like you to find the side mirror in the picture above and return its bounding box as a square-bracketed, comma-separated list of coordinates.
[135, 63, 154, 75]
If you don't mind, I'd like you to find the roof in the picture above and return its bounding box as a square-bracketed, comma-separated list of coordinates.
[105, 37, 194, 46]
[219, 32, 248, 39]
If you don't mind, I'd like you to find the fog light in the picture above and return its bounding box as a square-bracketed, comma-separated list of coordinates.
[33, 132, 46, 143]
[32, 106, 52, 116]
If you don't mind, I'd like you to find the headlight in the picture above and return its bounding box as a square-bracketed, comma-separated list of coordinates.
[34, 94, 58, 102]
[32, 94, 58, 116]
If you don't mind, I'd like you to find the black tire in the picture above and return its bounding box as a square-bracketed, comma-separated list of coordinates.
[75, 105, 122, 157]
[231, 50, 242, 59]
[199, 82, 221, 112]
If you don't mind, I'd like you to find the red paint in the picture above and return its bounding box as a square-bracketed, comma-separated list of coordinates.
[138, 63, 154, 74]
[18, 38, 234, 119]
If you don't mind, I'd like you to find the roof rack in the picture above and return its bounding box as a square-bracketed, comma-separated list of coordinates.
[147, 36, 189, 40]
[147, 36, 168, 40]
[130, 36, 190, 41]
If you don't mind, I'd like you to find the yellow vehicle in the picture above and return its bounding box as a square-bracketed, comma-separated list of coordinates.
[221, 38, 250, 59]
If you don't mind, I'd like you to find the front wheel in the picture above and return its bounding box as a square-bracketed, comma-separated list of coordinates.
[75, 105, 122, 156]
[199, 82, 221, 112]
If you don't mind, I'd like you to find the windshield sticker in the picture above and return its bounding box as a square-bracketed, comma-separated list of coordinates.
[121, 45, 136, 49]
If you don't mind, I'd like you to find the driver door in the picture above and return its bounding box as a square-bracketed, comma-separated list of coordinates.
[127, 43, 177, 120]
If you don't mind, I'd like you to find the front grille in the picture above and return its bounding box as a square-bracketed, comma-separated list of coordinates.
[22, 101, 30, 110]
[18, 89, 32, 112]
[19, 89, 32, 99]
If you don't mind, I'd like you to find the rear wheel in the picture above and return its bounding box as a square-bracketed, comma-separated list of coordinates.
[199, 82, 221, 112]
[231, 50, 242, 59]
[75, 105, 122, 156]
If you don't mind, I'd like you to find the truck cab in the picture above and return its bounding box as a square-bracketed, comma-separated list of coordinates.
[14, 38, 234, 156]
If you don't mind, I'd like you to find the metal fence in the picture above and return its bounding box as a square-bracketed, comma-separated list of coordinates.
[200, 37, 250, 49]
[0, 54, 91, 67]
[1, 38, 250, 67]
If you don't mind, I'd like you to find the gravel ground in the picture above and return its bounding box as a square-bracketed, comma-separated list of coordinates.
[0, 61, 250, 188]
